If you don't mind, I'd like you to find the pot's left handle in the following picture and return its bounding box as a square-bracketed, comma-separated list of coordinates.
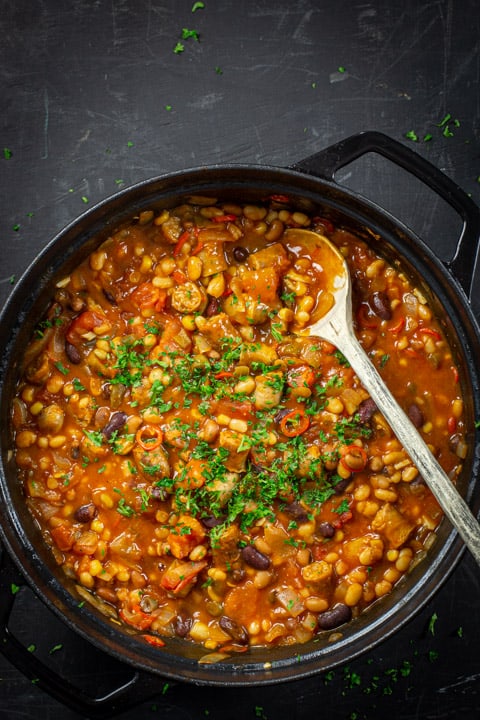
[291, 131, 480, 307]
[0, 548, 165, 719]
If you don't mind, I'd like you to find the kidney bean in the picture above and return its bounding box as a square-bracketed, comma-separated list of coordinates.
[219, 615, 249, 644]
[74, 503, 98, 523]
[102, 411, 128, 438]
[318, 521, 335, 538]
[205, 296, 220, 317]
[201, 514, 226, 529]
[233, 246, 249, 262]
[241, 545, 271, 570]
[370, 291, 392, 320]
[407, 403, 424, 428]
[334, 478, 351, 495]
[65, 341, 81, 365]
[274, 407, 292, 424]
[317, 603, 352, 630]
[174, 615, 193, 638]
[150, 485, 168, 502]
[284, 501, 310, 524]
[357, 397, 378, 423]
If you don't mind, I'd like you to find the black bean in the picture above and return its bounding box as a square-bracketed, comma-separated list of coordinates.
[370, 291, 392, 320]
[205, 296, 220, 317]
[284, 501, 310, 524]
[102, 411, 128, 438]
[241, 545, 271, 570]
[357, 397, 378, 423]
[219, 615, 249, 644]
[74, 503, 98, 523]
[317, 603, 352, 631]
[65, 341, 81, 365]
[318, 521, 335, 538]
[233, 246, 249, 262]
[407, 403, 424, 429]
[174, 615, 193, 638]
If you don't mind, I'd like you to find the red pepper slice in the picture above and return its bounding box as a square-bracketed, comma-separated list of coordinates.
[142, 634, 166, 648]
[135, 425, 164, 451]
[212, 214, 237, 223]
[388, 317, 406, 333]
[419, 327, 442, 341]
[279, 408, 310, 437]
[214, 371, 234, 380]
[191, 239, 204, 255]
[340, 444, 368, 472]
[173, 230, 191, 257]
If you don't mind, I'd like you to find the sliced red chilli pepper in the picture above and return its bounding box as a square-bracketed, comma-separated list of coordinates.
[173, 230, 191, 257]
[340, 444, 368, 472]
[419, 327, 442, 341]
[388, 317, 406, 333]
[279, 408, 310, 437]
[135, 425, 164, 451]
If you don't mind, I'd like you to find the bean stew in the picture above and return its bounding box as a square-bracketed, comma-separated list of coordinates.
[12, 196, 467, 655]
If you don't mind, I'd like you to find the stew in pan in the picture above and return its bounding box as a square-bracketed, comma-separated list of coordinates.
[12, 197, 466, 653]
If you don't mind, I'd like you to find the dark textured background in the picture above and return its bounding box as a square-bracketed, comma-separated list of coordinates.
[1, 1, 480, 718]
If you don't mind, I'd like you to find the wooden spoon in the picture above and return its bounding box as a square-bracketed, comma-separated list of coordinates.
[284, 227, 480, 566]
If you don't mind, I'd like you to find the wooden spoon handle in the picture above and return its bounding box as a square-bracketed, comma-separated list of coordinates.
[323, 317, 480, 567]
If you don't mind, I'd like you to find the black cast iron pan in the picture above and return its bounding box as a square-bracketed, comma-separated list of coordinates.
[1, 132, 480, 717]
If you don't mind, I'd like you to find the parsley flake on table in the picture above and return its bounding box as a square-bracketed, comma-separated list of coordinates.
[3, 147, 12, 159]
[173, 41, 185, 54]
[182, 28, 199, 41]
[192, 1, 205, 10]
[428, 611, 438, 635]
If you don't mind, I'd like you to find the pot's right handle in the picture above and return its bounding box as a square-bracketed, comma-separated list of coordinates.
[292, 131, 480, 305]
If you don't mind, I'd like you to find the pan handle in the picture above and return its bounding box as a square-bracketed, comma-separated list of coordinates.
[292, 131, 480, 305]
[0, 548, 166, 719]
